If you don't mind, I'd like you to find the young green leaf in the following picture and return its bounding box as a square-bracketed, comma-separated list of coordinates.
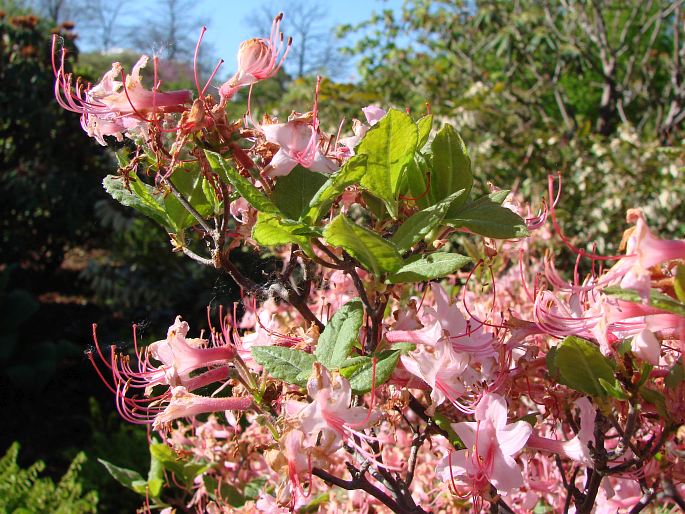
[430, 124, 472, 215]
[675, 265, 685, 303]
[203, 476, 245, 507]
[416, 114, 433, 148]
[103, 175, 171, 229]
[303, 154, 367, 224]
[251, 346, 316, 387]
[205, 150, 282, 216]
[97, 458, 146, 495]
[604, 287, 685, 317]
[339, 350, 400, 394]
[391, 189, 467, 253]
[553, 336, 615, 397]
[665, 359, 685, 389]
[403, 153, 432, 210]
[357, 109, 418, 217]
[323, 214, 403, 274]
[252, 213, 317, 253]
[639, 386, 668, 418]
[315, 299, 364, 369]
[445, 192, 529, 239]
[387, 252, 472, 283]
[598, 378, 628, 401]
[163, 166, 215, 231]
[271, 165, 328, 220]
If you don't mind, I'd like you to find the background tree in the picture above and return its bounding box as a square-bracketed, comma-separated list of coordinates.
[341, 0, 685, 251]
[127, 0, 207, 61]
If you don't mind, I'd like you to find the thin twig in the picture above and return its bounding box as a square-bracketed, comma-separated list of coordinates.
[165, 177, 214, 236]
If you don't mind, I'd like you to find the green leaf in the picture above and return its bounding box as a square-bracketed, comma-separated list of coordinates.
[404, 154, 432, 210]
[339, 350, 400, 393]
[204, 476, 244, 507]
[358, 109, 418, 217]
[433, 411, 464, 449]
[387, 252, 472, 283]
[163, 166, 214, 230]
[416, 114, 433, 148]
[149, 444, 185, 478]
[430, 124, 472, 215]
[251, 346, 316, 387]
[675, 265, 685, 303]
[546, 346, 561, 381]
[639, 386, 668, 418]
[604, 287, 685, 317]
[315, 300, 364, 369]
[445, 192, 529, 239]
[553, 336, 615, 397]
[271, 166, 328, 220]
[147, 442, 164, 498]
[202, 175, 222, 215]
[252, 213, 316, 252]
[665, 359, 685, 389]
[598, 378, 628, 400]
[488, 189, 511, 205]
[97, 458, 146, 495]
[323, 214, 403, 274]
[243, 477, 268, 500]
[103, 175, 171, 228]
[303, 154, 367, 224]
[391, 189, 467, 253]
[300, 493, 331, 513]
[205, 150, 281, 216]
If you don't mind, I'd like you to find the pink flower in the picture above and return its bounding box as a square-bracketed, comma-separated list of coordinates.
[630, 328, 661, 365]
[400, 338, 469, 409]
[361, 105, 387, 125]
[437, 393, 532, 495]
[337, 105, 387, 156]
[152, 386, 251, 429]
[219, 13, 291, 100]
[297, 364, 377, 452]
[602, 209, 685, 302]
[53, 39, 191, 145]
[147, 316, 235, 389]
[527, 397, 596, 466]
[261, 115, 339, 177]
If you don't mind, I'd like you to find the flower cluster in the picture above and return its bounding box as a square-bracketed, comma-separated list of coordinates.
[58, 13, 685, 514]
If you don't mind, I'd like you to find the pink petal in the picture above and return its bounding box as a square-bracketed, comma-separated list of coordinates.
[497, 421, 532, 456]
[489, 452, 524, 493]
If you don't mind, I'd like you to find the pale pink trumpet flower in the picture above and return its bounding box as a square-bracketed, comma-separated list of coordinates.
[601, 208, 685, 302]
[283, 364, 383, 481]
[152, 386, 251, 429]
[89, 316, 237, 425]
[526, 397, 596, 466]
[437, 393, 532, 496]
[52, 36, 191, 145]
[259, 78, 339, 177]
[219, 13, 292, 101]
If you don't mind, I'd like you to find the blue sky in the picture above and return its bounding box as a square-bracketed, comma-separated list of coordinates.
[196, 0, 403, 79]
[199, 0, 400, 55]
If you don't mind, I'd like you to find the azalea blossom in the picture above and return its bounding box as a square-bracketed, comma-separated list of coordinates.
[602, 209, 685, 301]
[400, 338, 469, 410]
[147, 316, 235, 388]
[526, 397, 596, 466]
[261, 113, 339, 177]
[338, 105, 388, 156]
[152, 386, 252, 429]
[437, 393, 532, 495]
[283, 363, 378, 474]
[219, 13, 291, 100]
[53, 38, 191, 145]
